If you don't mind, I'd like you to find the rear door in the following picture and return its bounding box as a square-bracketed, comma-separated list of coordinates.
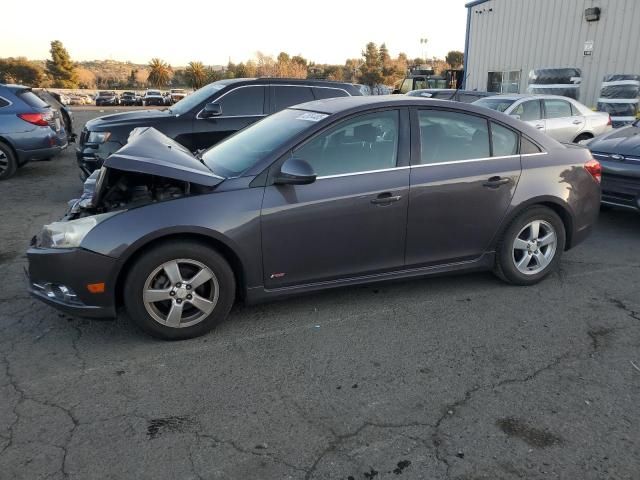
[543, 98, 582, 142]
[261, 108, 410, 288]
[184, 85, 267, 151]
[405, 108, 522, 266]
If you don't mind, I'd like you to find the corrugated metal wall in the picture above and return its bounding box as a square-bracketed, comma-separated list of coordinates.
[465, 0, 640, 107]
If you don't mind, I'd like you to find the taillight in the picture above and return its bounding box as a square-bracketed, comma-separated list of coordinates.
[18, 112, 51, 127]
[607, 115, 612, 127]
[584, 158, 601, 183]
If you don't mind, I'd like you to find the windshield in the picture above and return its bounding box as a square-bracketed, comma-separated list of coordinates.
[99, 91, 114, 96]
[202, 108, 324, 178]
[147, 91, 161, 96]
[473, 98, 516, 113]
[170, 82, 225, 115]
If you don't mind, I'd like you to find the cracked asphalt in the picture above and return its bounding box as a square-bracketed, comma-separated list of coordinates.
[1, 108, 639, 480]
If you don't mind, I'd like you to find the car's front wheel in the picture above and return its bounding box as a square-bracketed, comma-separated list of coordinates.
[124, 240, 235, 340]
[494, 206, 566, 285]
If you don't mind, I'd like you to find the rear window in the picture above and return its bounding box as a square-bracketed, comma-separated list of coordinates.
[16, 90, 49, 109]
[272, 86, 314, 111]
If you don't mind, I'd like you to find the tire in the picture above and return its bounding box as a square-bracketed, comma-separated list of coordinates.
[124, 240, 235, 340]
[0, 141, 18, 180]
[573, 133, 593, 143]
[494, 206, 566, 285]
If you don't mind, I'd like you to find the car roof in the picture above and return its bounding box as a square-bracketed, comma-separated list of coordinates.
[215, 77, 360, 89]
[481, 94, 578, 102]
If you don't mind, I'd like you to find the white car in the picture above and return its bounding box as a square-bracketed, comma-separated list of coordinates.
[473, 94, 612, 143]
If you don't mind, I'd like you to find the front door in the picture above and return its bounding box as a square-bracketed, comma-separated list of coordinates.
[406, 108, 522, 266]
[182, 85, 267, 151]
[261, 109, 410, 288]
[511, 99, 546, 134]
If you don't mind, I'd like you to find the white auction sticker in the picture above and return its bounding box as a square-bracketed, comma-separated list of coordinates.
[296, 112, 328, 122]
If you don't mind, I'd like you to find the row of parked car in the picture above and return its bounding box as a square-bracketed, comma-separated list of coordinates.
[53, 89, 189, 107]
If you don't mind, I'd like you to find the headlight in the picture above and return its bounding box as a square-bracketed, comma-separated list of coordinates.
[39, 212, 119, 249]
[87, 131, 111, 144]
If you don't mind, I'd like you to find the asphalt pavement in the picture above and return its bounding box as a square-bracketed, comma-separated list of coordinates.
[0, 107, 639, 479]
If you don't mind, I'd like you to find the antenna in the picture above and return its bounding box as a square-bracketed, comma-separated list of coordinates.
[448, 71, 470, 101]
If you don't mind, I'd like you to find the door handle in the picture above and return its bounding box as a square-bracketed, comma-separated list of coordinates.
[482, 176, 511, 188]
[371, 192, 402, 205]
[535, 124, 544, 129]
[572, 119, 583, 125]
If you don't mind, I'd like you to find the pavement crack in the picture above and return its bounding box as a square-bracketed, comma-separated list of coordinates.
[609, 298, 640, 322]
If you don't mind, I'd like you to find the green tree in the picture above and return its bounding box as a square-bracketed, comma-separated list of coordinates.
[379, 43, 391, 65]
[186, 61, 207, 89]
[291, 55, 308, 68]
[445, 50, 464, 69]
[46, 40, 78, 88]
[0, 57, 47, 86]
[147, 58, 172, 87]
[359, 42, 383, 88]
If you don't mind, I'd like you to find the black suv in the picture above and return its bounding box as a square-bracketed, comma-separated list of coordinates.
[76, 78, 364, 178]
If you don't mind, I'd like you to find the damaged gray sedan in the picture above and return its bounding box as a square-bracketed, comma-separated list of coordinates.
[27, 96, 601, 339]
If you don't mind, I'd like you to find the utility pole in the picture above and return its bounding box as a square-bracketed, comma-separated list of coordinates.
[419, 38, 428, 64]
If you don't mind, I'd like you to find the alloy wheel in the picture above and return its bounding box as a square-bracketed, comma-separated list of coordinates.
[143, 258, 219, 328]
[0, 150, 8, 175]
[512, 220, 557, 275]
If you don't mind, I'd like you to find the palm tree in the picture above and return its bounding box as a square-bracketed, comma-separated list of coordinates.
[147, 58, 172, 87]
[186, 61, 207, 89]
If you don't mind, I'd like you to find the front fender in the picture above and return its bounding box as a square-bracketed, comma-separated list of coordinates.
[81, 188, 265, 289]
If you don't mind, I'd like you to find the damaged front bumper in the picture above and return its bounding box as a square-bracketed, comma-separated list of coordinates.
[26, 245, 118, 319]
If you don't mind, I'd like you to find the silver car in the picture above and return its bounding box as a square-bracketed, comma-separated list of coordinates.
[474, 94, 612, 143]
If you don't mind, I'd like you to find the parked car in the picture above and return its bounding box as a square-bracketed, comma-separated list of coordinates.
[135, 93, 144, 106]
[34, 89, 76, 143]
[587, 120, 640, 211]
[95, 91, 120, 106]
[29, 96, 600, 339]
[68, 95, 85, 106]
[0, 84, 68, 179]
[143, 90, 165, 106]
[407, 89, 492, 103]
[473, 94, 612, 143]
[120, 91, 138, 106]
[169, 88, 187, 104]
[76, 78, 364, 178]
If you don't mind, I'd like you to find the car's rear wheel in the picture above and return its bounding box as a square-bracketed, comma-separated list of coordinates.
[494, 206, 566, 285]
[124, 241, 235, 340]
[573, 133, 593, 143]
[0, 141, 17, 180]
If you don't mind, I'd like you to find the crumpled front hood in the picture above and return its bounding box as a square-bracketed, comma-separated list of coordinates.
[104, 127, 224, 187]
[589, 124, 640, 156]
[85, 109, 170, 130]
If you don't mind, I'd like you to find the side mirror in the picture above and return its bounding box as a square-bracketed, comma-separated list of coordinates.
[201, 102, 222, 118]
[274, 158, 316, 185]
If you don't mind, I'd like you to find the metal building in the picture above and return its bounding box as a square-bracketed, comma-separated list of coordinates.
[463, 0, 640, 108]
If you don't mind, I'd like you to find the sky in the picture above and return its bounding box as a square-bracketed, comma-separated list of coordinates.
[0, 0, 469, 66]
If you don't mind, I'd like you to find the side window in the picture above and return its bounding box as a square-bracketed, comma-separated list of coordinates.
[400, 79, 413, 94]
[294, 110, 399, 177]
[512, 100, 542, 121]
[491, 122, 519, 156]
[218, 86, 265, 116]
[0, 97, 9, 108]
[544, 99, 572, 119]
[521, 137, 542, 154]
[272, 86, 314, 111]
[313, 88, 349, 100]
[569, 102, 581, 116]
[418, 110, 490, 164]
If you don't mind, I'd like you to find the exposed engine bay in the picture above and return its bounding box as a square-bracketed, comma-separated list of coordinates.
[64, 127, 225, 220]
[66, 167, 215, 220]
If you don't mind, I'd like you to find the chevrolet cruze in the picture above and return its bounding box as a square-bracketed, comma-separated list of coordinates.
[27, 96, 601, 339]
